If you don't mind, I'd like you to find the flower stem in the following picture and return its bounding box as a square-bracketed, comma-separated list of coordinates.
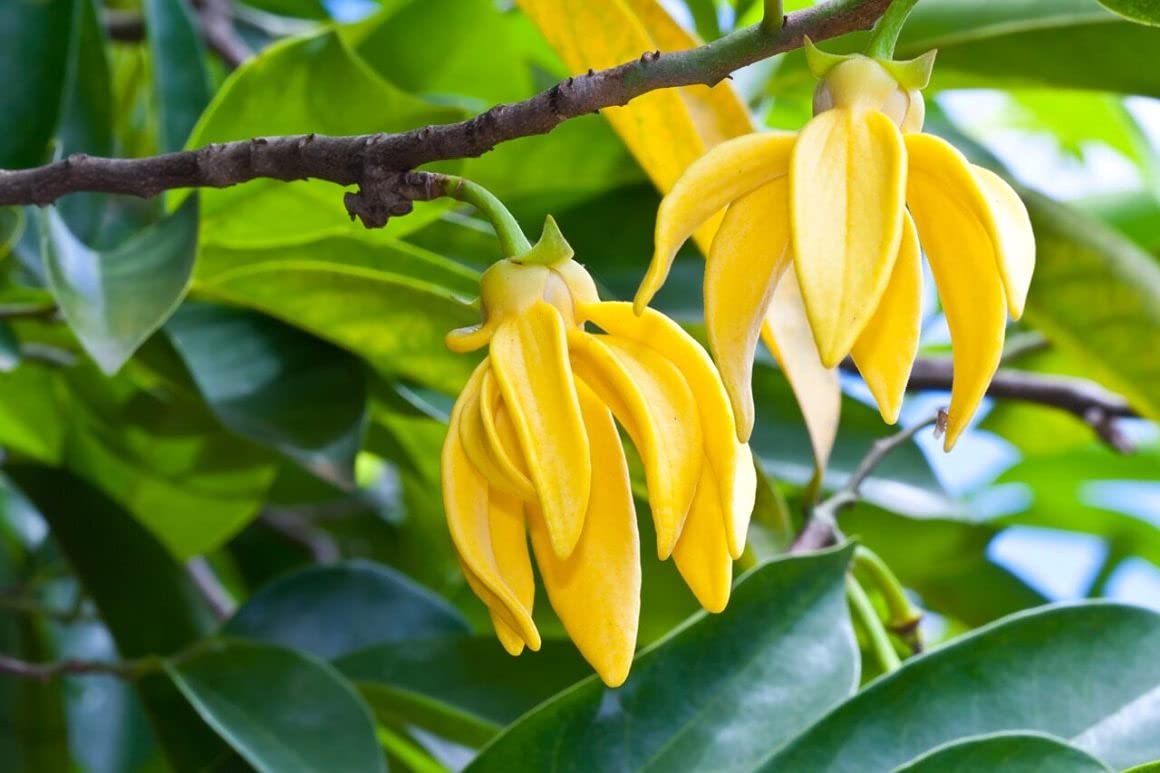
[847, 575, 902, 673]
[439, 175, 532, 257]
[761, 0, 784, 33]
[853, 546, 923, 652]
[865, 0, 920, 59]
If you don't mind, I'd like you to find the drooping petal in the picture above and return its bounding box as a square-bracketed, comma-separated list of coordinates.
[761, 273, 841, 473]
[850, 211, 923, 425]
[704, 178, 792, 442]
[906, 133, 1009, 450]
[443, 375, 540, 648]
[790, 108, 907, 367]
[487, 488, 535, 647]
[459, 559, 526, 656]
[582, 301, 754, 559]
[636, 132, 796, 313]
[489, 303, 591, 558]
[568, 331, 701, 559]
[476, 370, 536, 501]
[529, 384, 640, 688]
[971, 165, 1036, 320]
[459, 370, 536, 501]
[672, 467, 732, 613]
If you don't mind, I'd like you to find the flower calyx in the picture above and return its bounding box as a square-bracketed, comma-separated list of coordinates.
[447, 216, 599, 352]
[805, 38, 936, 133]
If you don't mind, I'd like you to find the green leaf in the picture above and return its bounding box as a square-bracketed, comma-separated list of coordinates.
[338, 636, 591, 743]
[763, 603, 1160, 771]
[895, 731, 1112, 773]
[42, 197, 199, 374]
[225, 560, 469, 659]
[167, 302, 369, 486]
[0, 0, 73, 168]
[1097, 0, 1160, 26]
[168, 640, 386, 773]
[0, 617, 70, 773]
[192, 244, 479, 394]
[188, 30, 462, 247]
[1019, 190, 1160, 422]
[61, 358, 278, 558]
[145, 0, 212, 154]
[897, 0, 1160, 95]
[5, 466, 229, 771]
[0, 366, 66, 463]
[469, 548, 858, 772]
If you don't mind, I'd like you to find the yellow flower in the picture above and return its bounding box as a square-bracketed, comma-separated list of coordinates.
[442, 220, 756, 687]
[634, 45, 1036, 450]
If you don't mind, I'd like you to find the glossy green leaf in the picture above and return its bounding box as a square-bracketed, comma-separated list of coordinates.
[5, 466, 229, 771]
[225, 560, 469, 659]
[169, 640, 386, 773]
[42, 197, 199, 374]
[339, 636, 590, 744]
[167, 302, 369, 486]
[61, 358, 278, 558]
[896, 731, 1112, 773]
[469, 548, 858, 772]
[187, 30, 461, 247]
[145, 0, 212, 154]
[0, 366, 66, 463]
[1019, 190, 1160, 422]
[0, 0, 73, 168]
[764, 603, 1160, 771]
[897, 0, 1160, 95]
[1097, 0, 1160, 26]
[192, 248, 478, 394]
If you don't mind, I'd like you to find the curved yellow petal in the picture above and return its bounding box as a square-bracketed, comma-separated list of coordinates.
[459, 371, 534, 501]
[906, 133, 1008, 450]
[672, 467, 732, 613]
[790, 108, 907, 367]
[567, 331, 701, 559]
[476, 370, 536, 501]
[850, 211, 923, 425]
[489, 304, 590, 558]
[636, 132, 796, 313]
[971, 165, 1036, 320]
[443, 384, 540, 649]
[487, 488, 535, 646]
[705, 178, 792, 442]
[582, 301, 754, 558]
[761, 273, 841, 472]
[529, 384, 640, 688]
[459, 560, 526, 656]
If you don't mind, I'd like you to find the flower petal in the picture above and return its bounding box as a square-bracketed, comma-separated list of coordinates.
[971, 164, 1035, 320]
[850, 211, 923, 425]
[582, 301, 754, 559]
[906, 133, 1008, 450]
[443, 375, 540, 649]
[568, 331, 701, 559]
[459, 369, 536, 501]
[761, 273, 841, 472]
[490, 304, 591, 558]
[476, 369, 536, 500]
[459, 559, 526, 656]
[487, 488, 535, 645]
[636, 132, 796, 313]
[790, 108, 907, 367]
[529, 384, 640, 688]
[705, 178, 792, 442]
[672, 467, 732, 613]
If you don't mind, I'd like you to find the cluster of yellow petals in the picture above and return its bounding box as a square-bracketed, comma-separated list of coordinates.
[636, 49, 1037, 450]
[441, 242, 756, 686]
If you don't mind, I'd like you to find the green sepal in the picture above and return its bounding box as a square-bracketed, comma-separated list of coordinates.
[514, 215, 574, 267]
[803, 37, 857, 79]
[877, 49, 938, 90]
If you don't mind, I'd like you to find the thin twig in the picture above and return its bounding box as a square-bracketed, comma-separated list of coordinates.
[185, 558, 235, 621]
[258, 510, 341, 564]
[0, 653, 152, 682]
[5, 0, 892, 222]
[790, 410, 945, 553]
[873, 358, 1140, 453]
